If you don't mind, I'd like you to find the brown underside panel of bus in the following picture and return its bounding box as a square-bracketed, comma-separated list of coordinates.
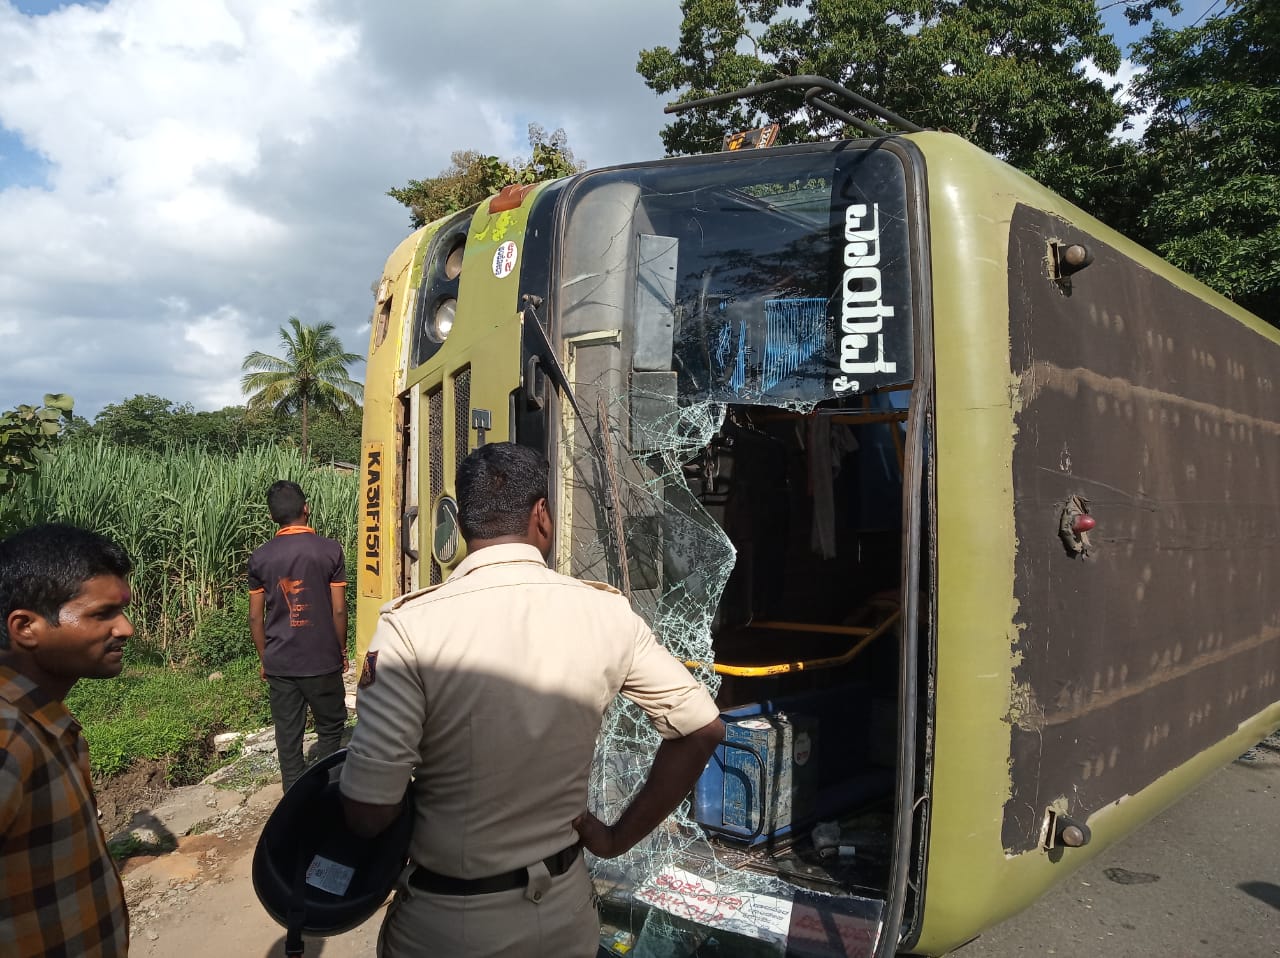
[1001, 203, 1280, 852]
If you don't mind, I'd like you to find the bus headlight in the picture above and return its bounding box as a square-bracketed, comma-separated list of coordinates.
[427, 297, 456, 344]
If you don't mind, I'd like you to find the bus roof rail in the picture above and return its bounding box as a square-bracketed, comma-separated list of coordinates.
[665, 74, 923, 138]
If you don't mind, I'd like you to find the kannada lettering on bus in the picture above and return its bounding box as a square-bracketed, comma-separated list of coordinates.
[833, 202, 898, 394]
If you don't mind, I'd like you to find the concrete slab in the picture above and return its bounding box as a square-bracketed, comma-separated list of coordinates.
[246, 784, 283, 812]
[112, 784, 247, 848]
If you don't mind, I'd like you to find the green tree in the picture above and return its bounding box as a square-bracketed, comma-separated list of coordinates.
[0, 394, 73, 531]
[1130, 0, 1280, 324]
[304, 407, 363, 465]
[388, 123, 583, 229]
[241, 318, 364, 463]
[636, 0, 1169, 216]
[71, 397, 360, 460]
[91, 394, 190, 448]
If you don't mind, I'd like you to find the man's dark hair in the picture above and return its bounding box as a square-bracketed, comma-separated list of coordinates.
[0, 523, 133, 650]
[456, 443, 549, 541]
[267, 480, 307, 525]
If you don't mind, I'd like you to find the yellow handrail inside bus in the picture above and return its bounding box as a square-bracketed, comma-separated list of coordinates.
[686, 608, 901, 677]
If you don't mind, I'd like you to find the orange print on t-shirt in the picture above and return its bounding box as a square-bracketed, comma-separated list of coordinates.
[277, 577, 312, 627]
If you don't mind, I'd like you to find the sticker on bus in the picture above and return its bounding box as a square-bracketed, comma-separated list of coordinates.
[492, 240, 518, 278]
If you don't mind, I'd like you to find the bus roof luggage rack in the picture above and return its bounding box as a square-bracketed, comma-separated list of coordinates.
[665, 74, 923, 139]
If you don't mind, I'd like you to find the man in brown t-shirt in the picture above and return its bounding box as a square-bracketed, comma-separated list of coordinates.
[248, 480, 349, 793]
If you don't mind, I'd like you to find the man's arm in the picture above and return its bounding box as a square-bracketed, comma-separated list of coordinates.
[248, 591, 267, 680]
[330, 584, 350, 673]
[339, 615, 422, 838]
[573, 716, 724, 858]
[342, 795, 404, 839]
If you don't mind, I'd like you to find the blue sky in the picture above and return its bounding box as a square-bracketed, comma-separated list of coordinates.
[1102, 0, 1214, 49]
[0, 2, 93, 187]
[0, 0, 1229, 418]
[0, 124, 48, 188]
[12, 0, 92, 12]
[0, 0, 682, 417]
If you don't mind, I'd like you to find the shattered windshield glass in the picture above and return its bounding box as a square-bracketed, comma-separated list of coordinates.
[553, 145, 913, 953]
[560, 147, 914, 407]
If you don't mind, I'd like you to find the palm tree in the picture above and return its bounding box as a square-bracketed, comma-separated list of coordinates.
[241, 317, 363, 462]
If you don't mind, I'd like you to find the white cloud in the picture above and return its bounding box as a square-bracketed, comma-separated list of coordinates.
[168, 300, 259, 409]
[0, 0, 681, 417]
[1083, 56, 1149, 142]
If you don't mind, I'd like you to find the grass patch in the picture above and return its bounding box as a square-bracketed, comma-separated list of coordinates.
[107, 831, 175, 862]
[206, 750, 281, 793]
[108, 833, 147, 863]
[67, 656, 272, 780]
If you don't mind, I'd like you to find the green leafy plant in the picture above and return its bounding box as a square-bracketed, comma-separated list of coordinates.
[189, 592, 256, 669]
[0, 394, 73, 530]
[1130, 0, 1280, 323]
[387, 123, 582, 229]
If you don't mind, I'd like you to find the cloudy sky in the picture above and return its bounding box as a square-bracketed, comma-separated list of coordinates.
[0, 0, 1198, 419]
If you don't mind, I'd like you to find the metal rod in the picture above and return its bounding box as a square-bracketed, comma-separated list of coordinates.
[803, 90, 886, 137]
[746, 620, 874, 636]
[686, 608, 900, 676]
[664, 74, 922, 134]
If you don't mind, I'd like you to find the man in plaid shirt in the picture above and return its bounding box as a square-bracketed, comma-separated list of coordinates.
[1, 523, 133, 956]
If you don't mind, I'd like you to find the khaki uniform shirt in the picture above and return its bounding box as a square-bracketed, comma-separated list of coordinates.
[340, 543, 719, 878]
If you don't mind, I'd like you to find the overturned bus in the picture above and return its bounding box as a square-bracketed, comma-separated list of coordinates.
[354, 78, 1280, 956]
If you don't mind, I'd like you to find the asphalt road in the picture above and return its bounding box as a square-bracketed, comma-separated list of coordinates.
[955, 732, 1280, 958]
[124, 732, 1278, 958]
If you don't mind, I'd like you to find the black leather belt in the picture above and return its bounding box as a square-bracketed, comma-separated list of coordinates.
[408, 842, 582, 896]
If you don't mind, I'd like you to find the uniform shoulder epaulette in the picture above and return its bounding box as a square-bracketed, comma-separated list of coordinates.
[380, 583, 446, 614]
[580, 578, 623, 597]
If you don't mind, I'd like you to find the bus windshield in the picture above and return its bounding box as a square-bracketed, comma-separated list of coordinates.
[558, 147, 915, 405]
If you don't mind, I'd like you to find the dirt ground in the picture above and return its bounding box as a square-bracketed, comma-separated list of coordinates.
[95, 758, 170, 836]
[107, 733, 1279, 958]
[118, 776, 384, 957]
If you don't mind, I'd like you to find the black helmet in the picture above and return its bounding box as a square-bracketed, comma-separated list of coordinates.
[253, 749, 413, 955]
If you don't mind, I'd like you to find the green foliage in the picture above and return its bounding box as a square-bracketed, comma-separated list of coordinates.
[1130, 0, 1280, 324]
[304, 408, 362, 465]
[387, 123, 583, 229]
[6, 442, 358, 663]
[189, 592, 256, 669]
[86, 396, 262, 454]
[90, 394, 190, 448]
[241, 317, 364, 463]
[0, 394, 74, 526]
[67, 657, 272, 780]
[636, 0, 1173, 220]
[69, 396, 360, 464]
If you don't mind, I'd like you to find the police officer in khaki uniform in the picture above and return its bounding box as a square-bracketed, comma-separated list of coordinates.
[340, 442, 723, 957]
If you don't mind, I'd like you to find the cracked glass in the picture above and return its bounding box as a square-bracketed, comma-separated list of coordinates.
[553, 146, 915, 953]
